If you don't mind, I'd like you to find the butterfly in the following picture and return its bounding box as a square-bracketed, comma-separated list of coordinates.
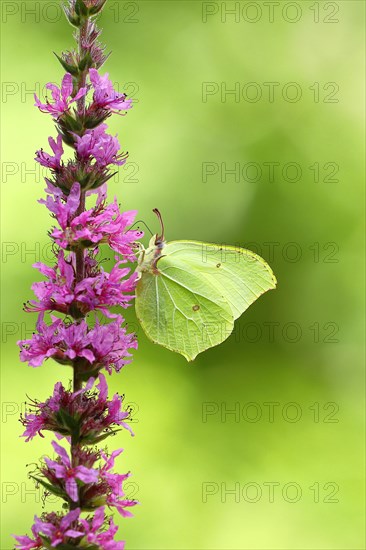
[134, 210, 277, 361]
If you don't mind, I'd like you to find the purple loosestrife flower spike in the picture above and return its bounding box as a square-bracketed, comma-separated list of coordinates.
[14, 1, 141, 547]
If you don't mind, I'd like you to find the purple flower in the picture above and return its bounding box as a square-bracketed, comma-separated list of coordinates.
[35, 135, 64, 170]
[87, 316, 138, 374]
[21, 375, 133, 442]
[26, 249, 137, 317]
[33, 509, 83, 547]
[81, 448, 138, 517]
[39, 181, 80, 230]
[100, 449, 129, 497]
[19, 318, 96, 368]
[49, 196, 142, 259]
[59, 321, 96, 363]
[89, 68, 133, 113]
[26, 251, 75, 314]
[100, 449, 137, 516]
[45, 441, 99, 502]
[106, 395, 134, 435]
[13, 525, 43, 549]
[75, 124, 127, 168]
[19, 315, 137, 373]
[34, 73, 87, 118]
[79, 507, 125, 550]
[26, 248, 137, 318]
[75, 262, 138, 317]
[88, 130, 125, 168]
[21, 413, 47, 442]
[18, 314, 63, 367]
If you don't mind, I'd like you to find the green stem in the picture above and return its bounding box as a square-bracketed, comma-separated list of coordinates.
[71, 15, 90, 458]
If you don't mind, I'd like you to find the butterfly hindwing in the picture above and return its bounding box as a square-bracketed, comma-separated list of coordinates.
[135, 255, 234, 361]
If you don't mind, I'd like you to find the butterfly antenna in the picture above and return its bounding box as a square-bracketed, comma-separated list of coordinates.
[130, 220, 153, 237]
[153, 208, 165, 242]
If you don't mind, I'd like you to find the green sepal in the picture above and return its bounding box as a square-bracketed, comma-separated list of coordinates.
[61, 112, 83, 133]
[56, 409, 81, 442]
[79, 52, 93, 72]
[75, 0, 88, 17]
[83, 112, 111, 129]
[54, 544, 85, 550]
[69, 301, 87, 320]
[53, 356, 74, 367]
[77, 539, 99, 550]
[59, 130, 76, 148]
[54, 53, 79, 77]
[68, 14, 82, 27]
[39, 535, 53, 550]
[79, 369, 100, 381]
[80, 496, 106, 511]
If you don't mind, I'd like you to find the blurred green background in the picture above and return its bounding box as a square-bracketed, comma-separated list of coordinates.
[1, 1, 365, 548]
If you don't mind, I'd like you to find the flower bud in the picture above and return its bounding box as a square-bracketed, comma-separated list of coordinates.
[85, 0, 108, 15]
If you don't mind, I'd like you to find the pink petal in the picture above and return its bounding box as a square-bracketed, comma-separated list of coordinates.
[61, 73, 73, 100]
[81, 349, 95, 363]
[89, 68, 99, 86]
[64, 529, 84, 538]
[65, 477, 78, 502]
[73, 87, 88, 102]
[60, 508, 80, 530]
[97, 373, 108, 401]
[76, 465, 99, 484]
[51, 440, 71, 467]
[92, 506, 105, 531]
[67, 182, 81, 216]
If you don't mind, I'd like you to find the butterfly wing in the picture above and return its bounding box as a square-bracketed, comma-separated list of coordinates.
[135, 240, 276, 361]
[163, 241, 277, 320]
[135, 256, 234, 361]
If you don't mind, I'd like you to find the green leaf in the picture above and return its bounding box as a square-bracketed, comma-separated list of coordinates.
[83, 429, 122, 445]
[135, 240, 277, 361]
[54, 53, 79, 76]
[30, 476, 66, 499]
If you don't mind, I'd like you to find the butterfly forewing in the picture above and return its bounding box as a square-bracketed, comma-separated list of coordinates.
[163, 241, 277, 320]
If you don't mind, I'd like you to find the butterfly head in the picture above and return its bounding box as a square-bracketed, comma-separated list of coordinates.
[137, 209, 166, 275]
